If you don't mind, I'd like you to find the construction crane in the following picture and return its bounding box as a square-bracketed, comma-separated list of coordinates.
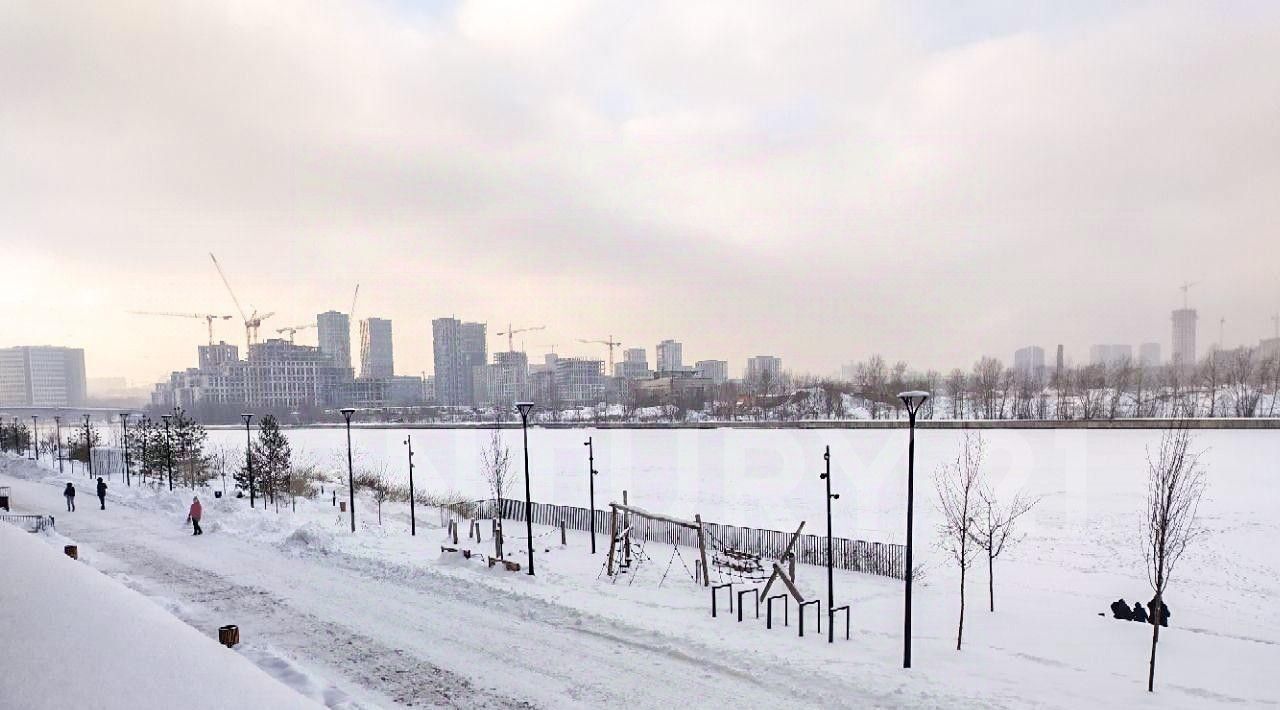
[129, 311, 233, 345]
[1179, 281, 1198, 309]
[496, 323, 545, 353]
[210, 253, 275, 352]
[578, 335, 622, 372]
[276, 323, 317, 344]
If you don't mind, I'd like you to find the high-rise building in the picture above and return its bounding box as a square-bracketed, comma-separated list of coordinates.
[316, 311, 352, 371]
[0, 346, 87, 407]
[745, 355, 782, 389]
[655, 339, 683, 372]
[152, 339, 345, 411]
[614, 348, 651, 380]
[473, 351, 530, 406]
[432, 317, 487, 406]
[1259, 337, 1280, 361]
[1013, 346, 1045, 374]
[694, 359, 728, 384]
[1089, 344, 1133, 367]
[359, 318, 394, 379]
[1172, 309, 1197, 367]
[198, 342, 239, 371]
[1139, 342, 1162, 367]
[554, 358, 604, 404]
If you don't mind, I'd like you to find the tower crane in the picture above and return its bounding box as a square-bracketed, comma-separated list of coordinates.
[578, 335, 622, 372]
[209, 253, 275, 352]
[496, 324, 545, 353]
[276, 323, 317, 344]
[1179, 281, 1198, 309]
[129, 311, 234, 345]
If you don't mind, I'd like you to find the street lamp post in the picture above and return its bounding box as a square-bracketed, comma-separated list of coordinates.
[516, 402, 536, 576]
[31, 415, 39, 461]
[820, 445, 840, 644]
[405, 434, 417, 536]
[241, 414, 254, 508]
[120, 413, 132, 486]
[341, 408, 356, 533]
[584, 436, 599, 554]
[898, 390, 930, 669]
[161, 414, 174, 491]
[83, 414, 94, 479]
[53, 415, 63, 474]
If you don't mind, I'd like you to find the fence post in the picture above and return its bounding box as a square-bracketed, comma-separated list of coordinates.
[560, 520, 567, 546]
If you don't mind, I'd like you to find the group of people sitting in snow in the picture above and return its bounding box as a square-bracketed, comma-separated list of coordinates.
[1109, 597, 1170, 626]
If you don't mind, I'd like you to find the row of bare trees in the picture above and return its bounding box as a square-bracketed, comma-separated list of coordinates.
[934, 426, 1207, 693]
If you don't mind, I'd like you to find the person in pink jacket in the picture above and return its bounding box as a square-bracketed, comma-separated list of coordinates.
[187, 497, 203, 536]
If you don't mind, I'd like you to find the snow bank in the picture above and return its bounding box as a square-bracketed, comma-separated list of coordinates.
[0, 523, 319, 710]
[282, 521, 338, 555]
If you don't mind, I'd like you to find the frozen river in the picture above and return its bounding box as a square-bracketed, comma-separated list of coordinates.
[204, 425, 1279, 547]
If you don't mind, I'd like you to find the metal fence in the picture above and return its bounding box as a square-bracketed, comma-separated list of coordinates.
[454, 498, 904, 580]
[0, 514, 56, 533]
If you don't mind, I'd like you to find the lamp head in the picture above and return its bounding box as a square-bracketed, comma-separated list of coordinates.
[241, 412, 253, 424]
[339, 407, 356, 422]
[820, 472, 828, 480]
[515, 401, 535, 419]
[898, 390, 930, 415]
[832, 493, 840, 500]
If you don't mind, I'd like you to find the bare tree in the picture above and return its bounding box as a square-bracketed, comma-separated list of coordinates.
[935, 432, 985, 650]
[1142, 423, 1207, 692]
[482, 425, 514, 548]
[970, 486, 1039, 612]
[354, 463, 394, 525]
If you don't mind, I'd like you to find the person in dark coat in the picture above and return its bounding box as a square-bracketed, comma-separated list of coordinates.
[1148, 598, 1170, 627]
[96, 477, 108, 510]
[1131, 602, 1148, 623]
[63, 482, 76, 512]
[1110, 598, 1132, 620]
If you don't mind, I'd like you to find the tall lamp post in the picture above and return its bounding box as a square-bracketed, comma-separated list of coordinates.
[53, 415, 63, 474]
[898, 390, 930, 669]
[120, 413, 131, 486]
[84, 414, 94, 479]
[31, 415, 39, 461]
[584, 436, 599, 554]
[241, 413, 255, 508]
[516, 401, 536, 576]
[160, 414, 174, 491]
[404, 434, 417, 536]
[341, 408, 356, 533]
[820, 445, 840, 643]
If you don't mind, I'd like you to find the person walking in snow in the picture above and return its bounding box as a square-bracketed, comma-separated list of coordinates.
[96, 477, 108, 510]
[187, 496, 203, 536]
[63, 482, 76, 512]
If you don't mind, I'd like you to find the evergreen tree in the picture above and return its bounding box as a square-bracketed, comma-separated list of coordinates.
[169, 407, 209, 487]
[239, 415, 291, 510]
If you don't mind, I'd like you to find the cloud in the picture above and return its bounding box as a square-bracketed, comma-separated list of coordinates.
[1, 1, 1278, 383]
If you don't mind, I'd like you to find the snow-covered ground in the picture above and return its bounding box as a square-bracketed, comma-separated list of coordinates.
[0, 520, 320, 710]
[3, 425, 1278, 708]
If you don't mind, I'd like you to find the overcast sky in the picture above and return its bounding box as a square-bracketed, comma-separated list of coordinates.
[2, 1, 1279, 385]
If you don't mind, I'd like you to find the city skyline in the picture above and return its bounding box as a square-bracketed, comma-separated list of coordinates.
[3, 2, 1280, 385]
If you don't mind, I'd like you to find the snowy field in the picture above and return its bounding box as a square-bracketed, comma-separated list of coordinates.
[2, 426, 1278, 708]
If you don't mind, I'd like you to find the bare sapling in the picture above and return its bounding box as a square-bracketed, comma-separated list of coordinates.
[1143, 423, 1207, 692]
[482, 425, 513, 556]
[971, 485, 1039, 612]
[936, 431, 985, 650]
